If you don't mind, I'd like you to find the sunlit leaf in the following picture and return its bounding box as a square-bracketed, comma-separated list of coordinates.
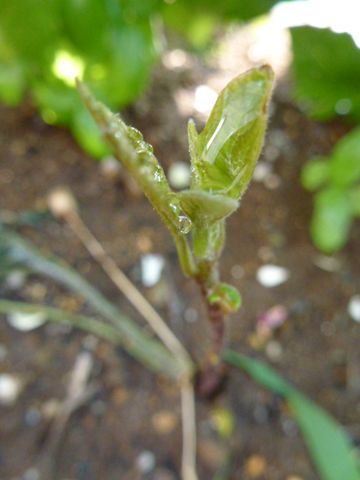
[190, 66, 274, 199]
[291, 27, 360, 121]
[330, 127, 360, 187]
[311, 188, 353, 253]
[302, 157, 329, 192]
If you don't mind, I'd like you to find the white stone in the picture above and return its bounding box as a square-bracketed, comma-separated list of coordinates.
[348, 295, 360, 323]
[47, 187, 77, 218]
[194, 85, 217, 115]
[141, 254, 165, 287]
[0, 374, 22, 406]
[256, 264, 289, 287]
[7, 311, 47, 332]
[265, 340, 283, 361]
[5, 270, 26, 290]
[253, 162, 272, 182]
[168, 162, 191, 189]
[136, 451, 156, 473]
[100, 156, 122, 180]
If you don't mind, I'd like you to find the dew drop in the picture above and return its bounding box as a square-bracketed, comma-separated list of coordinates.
[153, 168, 162, 183]
[127, 126, 143, 142]
[177, 215, 192, 234]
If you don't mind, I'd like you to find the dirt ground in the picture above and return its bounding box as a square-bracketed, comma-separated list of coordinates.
[1, 48, 360, 480]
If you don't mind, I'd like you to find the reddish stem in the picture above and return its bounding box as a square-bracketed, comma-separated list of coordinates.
[196, 283, 228, 399]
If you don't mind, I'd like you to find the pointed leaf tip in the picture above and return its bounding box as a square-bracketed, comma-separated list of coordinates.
[189, 65, 274, 199]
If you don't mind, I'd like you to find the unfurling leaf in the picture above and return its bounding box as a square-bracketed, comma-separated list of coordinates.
[189, 65, 274, 199]
[208, 282, 242, 313]
[183, 66, 274, 260]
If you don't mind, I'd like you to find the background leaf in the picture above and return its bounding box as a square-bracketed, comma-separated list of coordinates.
[301, 157, 329, 192]
[291, 27, 360, 121]
[329, 127, 360, 187]
[311, 188, 353, 253]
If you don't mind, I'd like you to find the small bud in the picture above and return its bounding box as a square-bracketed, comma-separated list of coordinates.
[47, 187, 77, 218]
[208, 283, 242, 314]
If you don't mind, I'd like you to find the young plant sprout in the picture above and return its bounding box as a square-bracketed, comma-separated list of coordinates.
[2, 66, 359, 480]
[77, 65, 274, 395]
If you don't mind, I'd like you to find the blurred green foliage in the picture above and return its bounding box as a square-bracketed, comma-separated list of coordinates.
[0, 0, 162, 157]
[0, 0, 293, 157]
[302, 127, 360, 252]
[162, 0, 281, 49]
[291, 26, 360, 252]
[291, 26, 360, 122]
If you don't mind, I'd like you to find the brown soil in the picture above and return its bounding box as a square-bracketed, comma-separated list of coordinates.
[1, 61, 360, 480]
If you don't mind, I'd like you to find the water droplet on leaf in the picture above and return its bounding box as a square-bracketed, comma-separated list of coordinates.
[178, 215, 192, 234]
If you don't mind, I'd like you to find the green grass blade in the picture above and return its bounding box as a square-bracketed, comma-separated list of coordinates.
[1, 228, 186, 379]
[224, 349, 360, 480]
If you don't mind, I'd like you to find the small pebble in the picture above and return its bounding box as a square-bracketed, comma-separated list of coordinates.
[348, 295, 360, 323]
[265, 340, 283, 361]
[231, 264, 245, 280]
[99, 156, 122, 181]
[24, 407, 42, 427]
[264, 144, 280, 162]
[198, 439, 226, 470]
[0, 374, 22, 406]
[136, 451, 156, 474]
[313, 255, 341, 272]
[244, 454, 267, 478]
[7, 311, 47, 332]
[257, 305, 288, 331]
[141, 254, 165, 287]
[5, 270, 26, 291]
[47, 186, 77, 218]
[151, 410, 177, 434]
[23, 468, 40, 480]
[194, 85, 217, 115]
[184, 307, 198, 323]
[264, 173, 281, 189]
[168, 162, 191, 189]
[24, 282, 47, 302]
[256, 264, 289, 288]
[42, 399, 61, 419]
[253, 162, 272, 182]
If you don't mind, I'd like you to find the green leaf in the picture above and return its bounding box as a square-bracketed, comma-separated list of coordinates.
[290, 393, 360, 480]
[189, 66, 274, 199]
[350, 187, 360, 217]
[311, 188, 353, 253]
[178, 190, 239, 225]
[291, 27, 360, 121]
[71, 107, 109, 159]
[302, 157, 329, 191]
[224, 350, 360, 480]
[163, 0, 281, 25]
[0, 63, 26, 105]
[330, 127, 360, 187]
[0, 0, 59, 64]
